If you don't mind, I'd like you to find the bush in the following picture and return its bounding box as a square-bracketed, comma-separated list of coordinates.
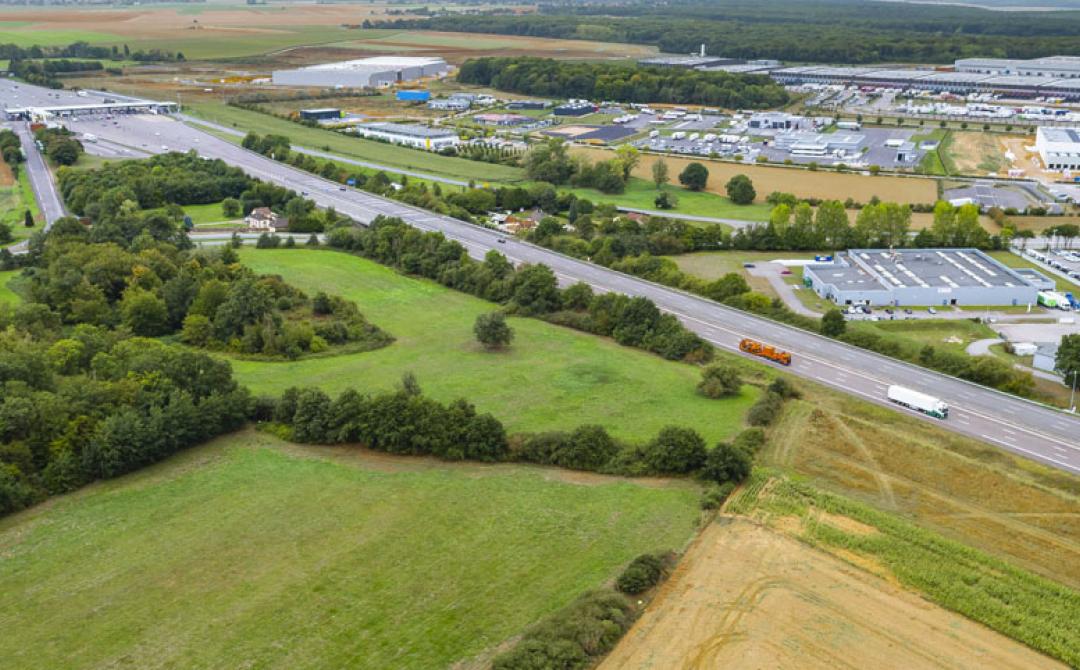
[474, 311, 514, 349]
[724, 174, 756, 205]
[644, 426, 707, 474]
[700, 481, 737, 510]
[701, 441, 752, 484]
[616, 553, 668, 594]
[678, 162, 709, 191]
[766, 376, 801, 399]
[747, 391, 784, 426]
[821, 308, 846, 336]
[697, 364, 742, 398]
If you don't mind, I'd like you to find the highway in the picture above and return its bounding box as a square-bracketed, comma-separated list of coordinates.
[54, 111, 1078, 475]
[14, 122, 66, 227]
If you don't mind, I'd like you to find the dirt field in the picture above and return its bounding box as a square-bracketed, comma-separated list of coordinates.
[945, 131, 1023, 176]
[574, 147, 938, 205]
[601, 518, 1063, 670]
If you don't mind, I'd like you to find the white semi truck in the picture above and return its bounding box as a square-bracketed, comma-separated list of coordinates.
[887, 385, 949, 419]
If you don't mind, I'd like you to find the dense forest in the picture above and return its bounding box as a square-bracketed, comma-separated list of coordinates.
[457, 57, 788, 108]
[385, 0, 1080, 63]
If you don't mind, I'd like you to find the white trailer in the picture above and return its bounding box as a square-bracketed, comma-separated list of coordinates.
[887, 385, 948, 419]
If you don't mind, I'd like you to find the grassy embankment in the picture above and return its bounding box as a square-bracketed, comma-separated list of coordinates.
[0, 270, 19, 305]
[0, 165, 43, 244]
[233, 248, 758, 445]
[728, 470, 1080, 667]
[0, 430, 702, 670]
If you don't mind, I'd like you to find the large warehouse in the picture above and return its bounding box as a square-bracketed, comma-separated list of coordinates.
[1036, 127, 1080, 171]
[272, 56, 448, 88]
[351, 122, 459, 151]
[803, 249, 1054, 307]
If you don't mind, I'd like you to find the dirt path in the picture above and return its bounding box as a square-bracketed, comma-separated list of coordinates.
[599, 518, 1064, 670]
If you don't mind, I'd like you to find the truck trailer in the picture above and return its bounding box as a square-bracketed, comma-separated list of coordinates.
[739, 338, 792, 366]
[887, 385, 948, 419]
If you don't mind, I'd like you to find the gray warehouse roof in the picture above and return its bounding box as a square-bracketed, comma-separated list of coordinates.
[355, 122, 456, 138]
[846, 249, 1033, 290]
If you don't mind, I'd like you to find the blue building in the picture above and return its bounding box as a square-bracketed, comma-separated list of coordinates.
[396, 90, 431, 102]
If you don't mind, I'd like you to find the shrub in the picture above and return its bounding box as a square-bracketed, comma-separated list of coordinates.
[767, 376, 801, 399]
[678, 162, 709, 191]
[700, 481, 737, 510]
[644, 426, 707, 474]
[701, 441, 752, 484]
[725, 174, 756, 205]
[474, 311, 514, 349]
[616, 553, 668, 595]
[697, 364, 742, 398]
[747, 391, 784, 427]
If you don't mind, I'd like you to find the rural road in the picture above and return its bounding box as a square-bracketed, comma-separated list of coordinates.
[6, 75, 1073, 475]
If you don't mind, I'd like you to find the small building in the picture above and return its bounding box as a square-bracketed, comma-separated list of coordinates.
[1033, 342, 1059, 374]
[506, 100, 550, 110]
[747, 112, 808, 131]
[895, 141, 919, 163]
[396, 90, 431, 102]
[245, 207, 288, 232]
[428, 98, 470, 112]
[352, 122, 460, 150]
[473, 112, 531, 126]
[299, 108, 342, 121]
[553, 101, 596, 116]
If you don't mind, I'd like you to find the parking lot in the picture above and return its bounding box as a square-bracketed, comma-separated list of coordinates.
[1024, 247, 1080, 282]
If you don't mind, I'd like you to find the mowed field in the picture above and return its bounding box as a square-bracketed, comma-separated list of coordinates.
[573, 147, 939, 206]
[0, 430, 701, 670]
[232, 248, 759, 445]
[601, 518, 1067, 670]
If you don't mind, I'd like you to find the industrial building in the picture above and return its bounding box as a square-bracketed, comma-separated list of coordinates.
[553, 101, 596, 116]
[428, 98, 470, 112]
[1036, 127, 1080, 170]
[506, 100, 549, 110]
[770, 57, 1080, 100]
[351, 122, 459, 151]
[803, 249, 1054, 307]
[272, 56, 449, 89]
[638, 54, 742, 69]
[771, 131, 864, 156]
[299, 108, 342, 121]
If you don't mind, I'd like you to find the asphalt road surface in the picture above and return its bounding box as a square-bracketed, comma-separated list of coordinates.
[48, 111, 1080, 474]
[13, 122, 66, 227]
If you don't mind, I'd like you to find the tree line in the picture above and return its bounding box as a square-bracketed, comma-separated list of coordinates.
[0, 40, 184, 63]
[388, 0, 1080, 64]
[457, 57, 788, 109]
[325, 215, 714, 363]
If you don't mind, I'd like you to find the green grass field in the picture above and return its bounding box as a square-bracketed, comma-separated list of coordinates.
[0, 169, 42, 245]
[0, 28, 119, 47]
[0, 270, 18, 306]
[850, 318, 997, 355]
[185, 102, 525, 184]
[567, 179, 771, 221]
[233, 248, 757, 444]
[0, 430, 702, 670]
[665, 251, 820, 281]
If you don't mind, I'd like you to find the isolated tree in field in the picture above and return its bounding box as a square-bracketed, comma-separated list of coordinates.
[697, 364, 742, 398]
[1056, 334, 1080, 383]
[725, 174, 756, 205]
[821, 308, 847, 337]
[474, 312, 514, 350]
[652, 158, 669, 190]
[23, 210, 33, 228]
[679, 162, 709, 191]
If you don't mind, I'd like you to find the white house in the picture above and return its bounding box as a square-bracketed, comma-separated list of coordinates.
[245, 207, 288, 232]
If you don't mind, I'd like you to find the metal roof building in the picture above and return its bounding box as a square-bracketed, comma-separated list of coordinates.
[351, 122, 459, 150]
[804, 249, 1053, 307]
[272, 56, 448, 89]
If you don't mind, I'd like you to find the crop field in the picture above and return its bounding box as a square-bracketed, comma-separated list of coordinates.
[765, 379, 1080, 591]
[0, 430, 701, 670]
[232, 248, 758, 445]
[574, 147, 939, 206]
[600, 516, 1068, 669]
[184, 102, 525, 184]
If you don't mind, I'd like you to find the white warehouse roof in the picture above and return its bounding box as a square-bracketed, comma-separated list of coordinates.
[299, 56, 446, 72]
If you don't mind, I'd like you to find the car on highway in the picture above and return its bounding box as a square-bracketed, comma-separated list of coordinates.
[904, 308, 913, 315]
[780, 268, 792, 275]
[743, 262, 755, 268]
[497, 238, 507, 244]
[928, 307, 937, 315]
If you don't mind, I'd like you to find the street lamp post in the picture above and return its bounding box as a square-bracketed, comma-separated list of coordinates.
[1070, 370, 1078, 413]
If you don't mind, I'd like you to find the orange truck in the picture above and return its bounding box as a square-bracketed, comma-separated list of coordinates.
[739, 338, 792, 366]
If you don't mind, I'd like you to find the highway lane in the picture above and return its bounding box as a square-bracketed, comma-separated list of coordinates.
[14, 122, 66, 227]
[62, 113, 1080, 474]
